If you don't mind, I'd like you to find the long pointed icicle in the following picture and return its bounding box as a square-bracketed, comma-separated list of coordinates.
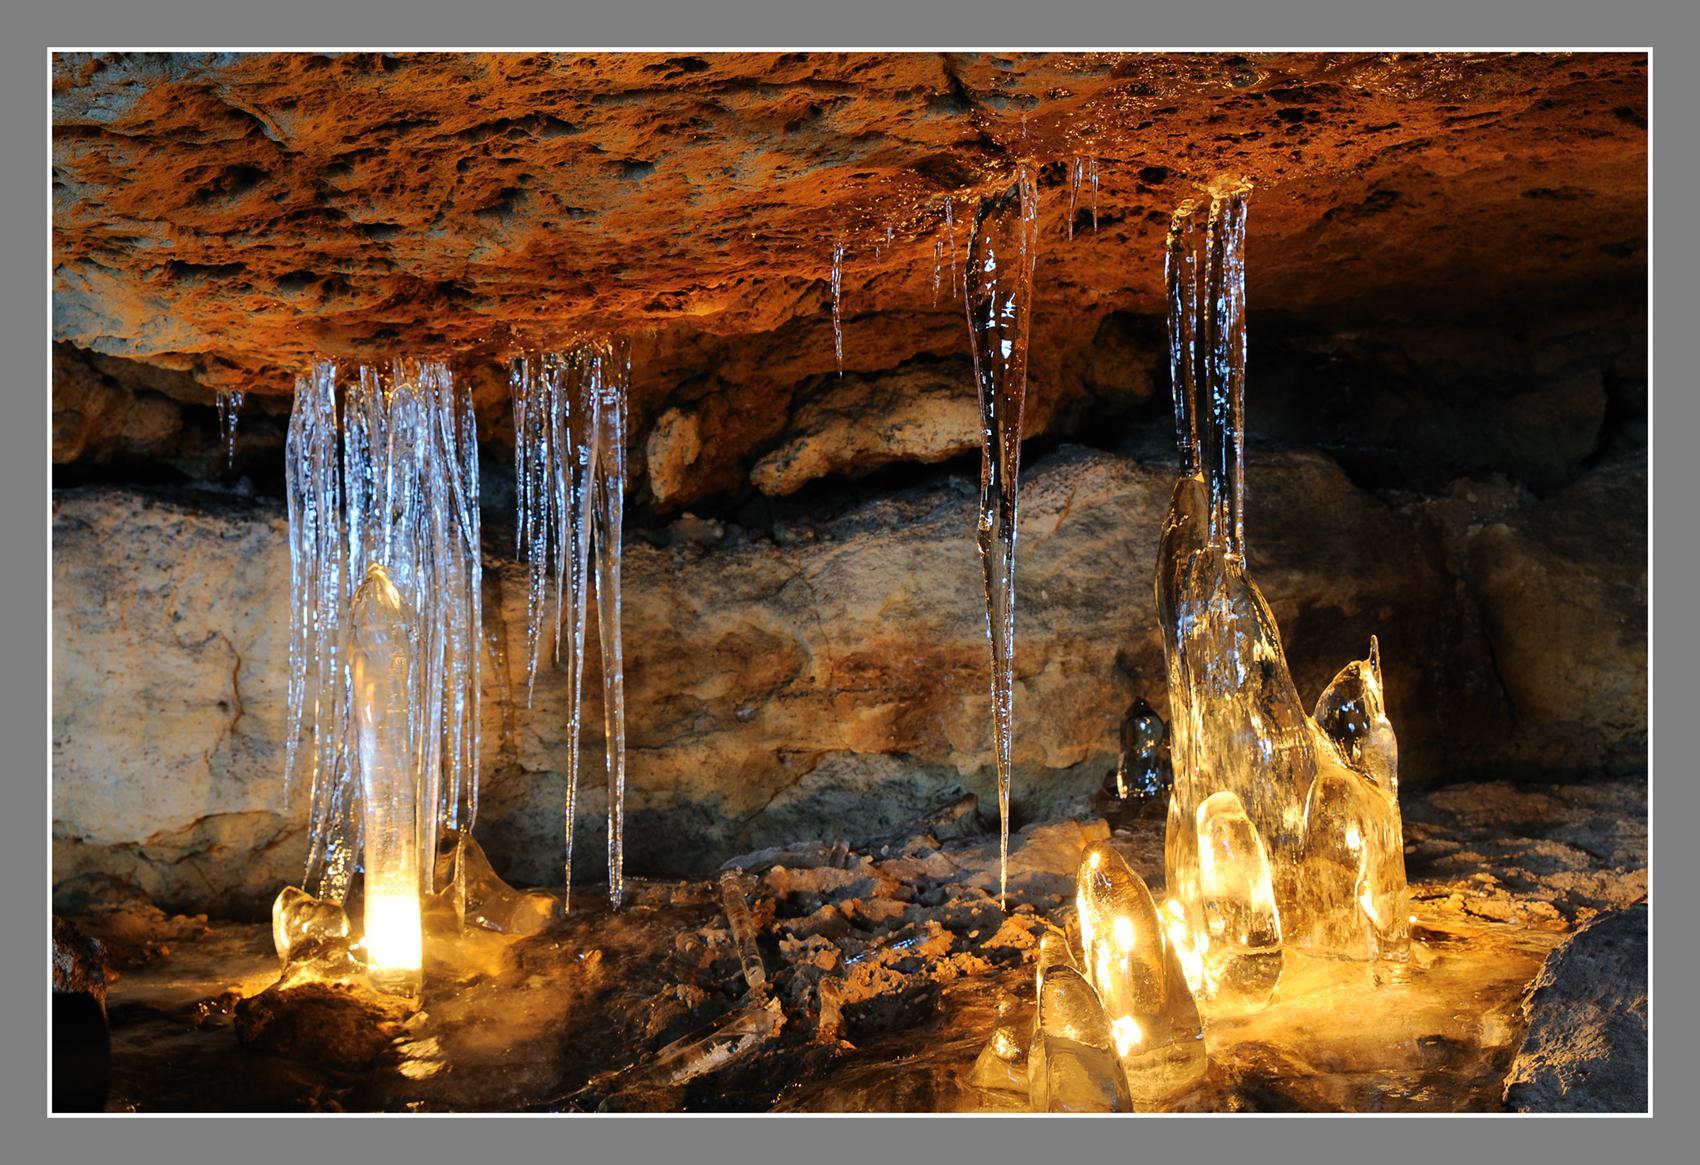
[590, 340, 630, 909]
[964, 168, 1040, 910]
[511, 340, 631, 911]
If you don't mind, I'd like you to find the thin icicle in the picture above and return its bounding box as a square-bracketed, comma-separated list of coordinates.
[944, 197, 962, 299]
[963, 167, 1041, 910]
[591, 340, 630, 909]
[830, 243, 845, 376]
[1089, 158, 1100, 231]
[216, 390, 245, 466]
[510, 340, 631, 911]
[1066, 158, 1083, 240]
[933, 238, 943, 304]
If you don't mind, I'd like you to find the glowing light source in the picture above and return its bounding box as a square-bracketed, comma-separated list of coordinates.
[350, 562, 423, 995]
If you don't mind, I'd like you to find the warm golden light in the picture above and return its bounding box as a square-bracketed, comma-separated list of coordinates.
[1110, 1015, 1143, 1058]
[350, 563, 425, 995]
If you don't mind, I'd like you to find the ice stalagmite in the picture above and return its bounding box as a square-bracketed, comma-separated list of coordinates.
[1028, 964, 1132, 1112]
[1315, 636, 1400, 794]
[1074, 842, 1206, 1103]
[1159, 182, 1315, 959]
[1194, 790, 1283, 1011]
[510, 340, 631, 910]
[1297, 640, 1411, 961]
[964, 168, 1040, 910]
[349, 562, 424, 995]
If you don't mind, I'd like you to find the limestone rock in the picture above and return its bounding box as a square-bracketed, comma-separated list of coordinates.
[52, 442, 1646, 914]
[1502, 902, 1647, 1112]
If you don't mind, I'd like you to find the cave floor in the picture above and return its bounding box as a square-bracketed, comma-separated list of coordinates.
[91, 779, 1644, 1114]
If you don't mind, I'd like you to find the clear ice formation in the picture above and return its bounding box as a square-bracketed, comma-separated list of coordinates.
[718, 870, 769, 997]
[645, 995, 785, 1087]
[1155, 183, 1412, 976]
[1028, 962, 1133, 1112]
[964, 168, 1040, 911]
[1194, 790, 1283, 1011]
[969, 992, 1030, 1093]
[1316, 636, 1399, 793]
[215, 389, 244, 466]
[350, 562, 425, 995]
[1075, 842, 1207, 1102]
[1109, 697, 1171, 801]
[1297, 640, 1411, 961]
[284, 360, 484, 908]
[271, 885, 350, 967]
[511, 339, 631, 910]
[434, 830, 558, 938]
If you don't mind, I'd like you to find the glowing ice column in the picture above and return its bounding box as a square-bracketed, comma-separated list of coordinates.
[964, 167, 1040, 910]
[1075, 842, 1205, 1103]
[1194, 791, 1283, 1010]
[1297, 639, 1411, 961]
[1161, 183, 1315, 950]
[349, 562, 423, 994]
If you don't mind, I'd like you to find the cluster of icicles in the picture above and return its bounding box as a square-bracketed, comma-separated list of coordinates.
[271, 347, 630, 996]
[969, 181, 1412, 1113]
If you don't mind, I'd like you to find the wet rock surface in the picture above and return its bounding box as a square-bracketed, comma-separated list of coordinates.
[81, 778, 1643, 1112]
[52, 437, 1646, 910]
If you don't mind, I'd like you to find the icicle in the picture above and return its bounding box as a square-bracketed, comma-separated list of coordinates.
[933, 238, 943, 304]
[591, 340, 630, 909]
[284, 358, 482, 910]
[1089, 159, 1100, 232]
[1066, 157, 1083, 240]
[944, 197, 962, 300]
[964, 167, 1040, 910]
[215, 389, 245, 467]
[285, 361, 354, 902]
[830, 243, 845, 376]
[509, 339, 631, 911]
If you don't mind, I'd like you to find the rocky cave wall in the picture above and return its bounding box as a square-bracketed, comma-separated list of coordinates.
[50, 51, 1648, 917]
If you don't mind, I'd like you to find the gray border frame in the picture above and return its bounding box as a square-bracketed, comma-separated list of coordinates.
[13, 2, 1684, 1162]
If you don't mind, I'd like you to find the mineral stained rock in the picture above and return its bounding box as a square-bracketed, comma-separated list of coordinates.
[53, 435, 1646, 912]
[51, 53, 1646, 519]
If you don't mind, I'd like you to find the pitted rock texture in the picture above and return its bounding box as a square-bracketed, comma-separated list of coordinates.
[52, 440, 1645, 914]
[53, 51, 1646, 510]
[1502, 902, 1648, 1112]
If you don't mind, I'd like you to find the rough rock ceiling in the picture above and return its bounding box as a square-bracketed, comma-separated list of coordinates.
[51, 50, 1647, 505]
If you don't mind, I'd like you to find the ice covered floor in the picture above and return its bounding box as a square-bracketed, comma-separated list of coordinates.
[82, 779, 1645, 1113]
